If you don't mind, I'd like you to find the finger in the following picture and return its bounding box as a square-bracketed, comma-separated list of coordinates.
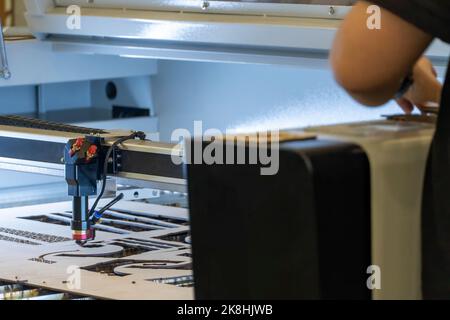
[421, 57, 434, 70]
[424, 57, 438, 78]
[416, 102, 439, 114]
[396, 98, 414, 114]
[431, 65, 438, 78]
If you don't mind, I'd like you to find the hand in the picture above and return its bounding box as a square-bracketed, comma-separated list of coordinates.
[396, 57, 442, 114]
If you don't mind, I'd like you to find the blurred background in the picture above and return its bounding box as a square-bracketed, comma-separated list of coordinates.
[0, 0, 26, 27]
[0, 1, 357, 27]
[0, 0, 433, 204]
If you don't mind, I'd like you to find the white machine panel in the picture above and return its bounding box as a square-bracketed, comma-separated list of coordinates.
[308, 119, 435, 299]
[54, 0, 354, 19]
[23, 0, 449, 66]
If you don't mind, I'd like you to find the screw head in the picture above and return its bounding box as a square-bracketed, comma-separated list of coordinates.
[1, 68, 11, 80]
[329, 6, 336, 15]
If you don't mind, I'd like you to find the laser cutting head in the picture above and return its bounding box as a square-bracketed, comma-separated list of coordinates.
[64, 136, 102, 244]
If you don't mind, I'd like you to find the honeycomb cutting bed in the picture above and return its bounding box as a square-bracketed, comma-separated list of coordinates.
[0, 200, 193, 300]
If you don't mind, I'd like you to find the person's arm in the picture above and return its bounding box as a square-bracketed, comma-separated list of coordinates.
[330, 1, 440, 110]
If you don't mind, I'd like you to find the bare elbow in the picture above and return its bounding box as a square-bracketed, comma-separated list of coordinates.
[330, 49, 366, 96]
[331, 60, 363, 99]
[334, 75, 390, 107]
[331, 54, 394, 107]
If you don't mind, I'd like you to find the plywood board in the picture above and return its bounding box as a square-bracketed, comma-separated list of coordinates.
[0, 200, 194, 300]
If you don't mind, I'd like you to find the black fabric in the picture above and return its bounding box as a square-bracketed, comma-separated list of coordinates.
[370, 0, 450, 43]
[369, 0, 450, 299]
[422, 69, 450, 299]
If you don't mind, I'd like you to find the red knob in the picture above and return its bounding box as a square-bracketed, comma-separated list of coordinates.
[70, 137, 85, 157]
[88, 145, 98, 155]
[74, 138, 84, 148]
[86, 145, 98, 160]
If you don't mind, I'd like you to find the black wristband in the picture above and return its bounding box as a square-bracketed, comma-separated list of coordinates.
[395, 73, 414, 99]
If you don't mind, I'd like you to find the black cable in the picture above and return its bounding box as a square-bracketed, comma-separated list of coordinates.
[97, 193, 125, 215]
[88, 131, 146, 216]
[90, 193, 124, 225]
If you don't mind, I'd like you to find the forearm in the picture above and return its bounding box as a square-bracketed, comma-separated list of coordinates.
[331, 1, 433, 106]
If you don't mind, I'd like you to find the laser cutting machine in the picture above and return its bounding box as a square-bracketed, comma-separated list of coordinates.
[0, 0, 448, 300]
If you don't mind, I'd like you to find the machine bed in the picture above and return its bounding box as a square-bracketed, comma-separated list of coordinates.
[0, 199, 193, 300]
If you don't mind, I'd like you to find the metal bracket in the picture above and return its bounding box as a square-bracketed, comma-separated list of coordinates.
[110, 147, 122, 174]
[0, 21, 11, 80]
[104, 145, 122, 175]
